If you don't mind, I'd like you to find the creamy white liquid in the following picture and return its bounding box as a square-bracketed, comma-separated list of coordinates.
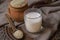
[25, 12, 42, 33]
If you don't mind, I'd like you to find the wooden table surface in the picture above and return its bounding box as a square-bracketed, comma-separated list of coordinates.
[0, 0, 59, 40]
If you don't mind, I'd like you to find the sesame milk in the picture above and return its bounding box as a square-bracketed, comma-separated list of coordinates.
[25, 12, 42, 33]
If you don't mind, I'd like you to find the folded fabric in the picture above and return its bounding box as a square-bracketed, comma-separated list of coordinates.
[29, 0, 60, 40]
[29, 0, 60, 30]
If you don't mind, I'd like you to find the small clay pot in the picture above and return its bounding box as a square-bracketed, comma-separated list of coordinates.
[8, 4, 28, 22]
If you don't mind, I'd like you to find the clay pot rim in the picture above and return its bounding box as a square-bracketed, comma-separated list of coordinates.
[9, 4, 28, 12]
[9, 3, 28, 9]
[10, 0, 28, 8]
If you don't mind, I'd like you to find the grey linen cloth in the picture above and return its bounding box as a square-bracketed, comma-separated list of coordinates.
[28, 0, 60, 40]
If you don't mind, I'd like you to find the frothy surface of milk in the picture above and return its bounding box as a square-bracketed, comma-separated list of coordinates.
[26, 12, 41, 18]
[25, 12, 42, 33]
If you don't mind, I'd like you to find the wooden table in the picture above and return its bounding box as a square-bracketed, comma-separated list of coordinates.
[0, 0, 59, 40]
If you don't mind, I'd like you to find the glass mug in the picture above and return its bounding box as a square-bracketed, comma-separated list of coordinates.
[24, 8, 42, 33]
